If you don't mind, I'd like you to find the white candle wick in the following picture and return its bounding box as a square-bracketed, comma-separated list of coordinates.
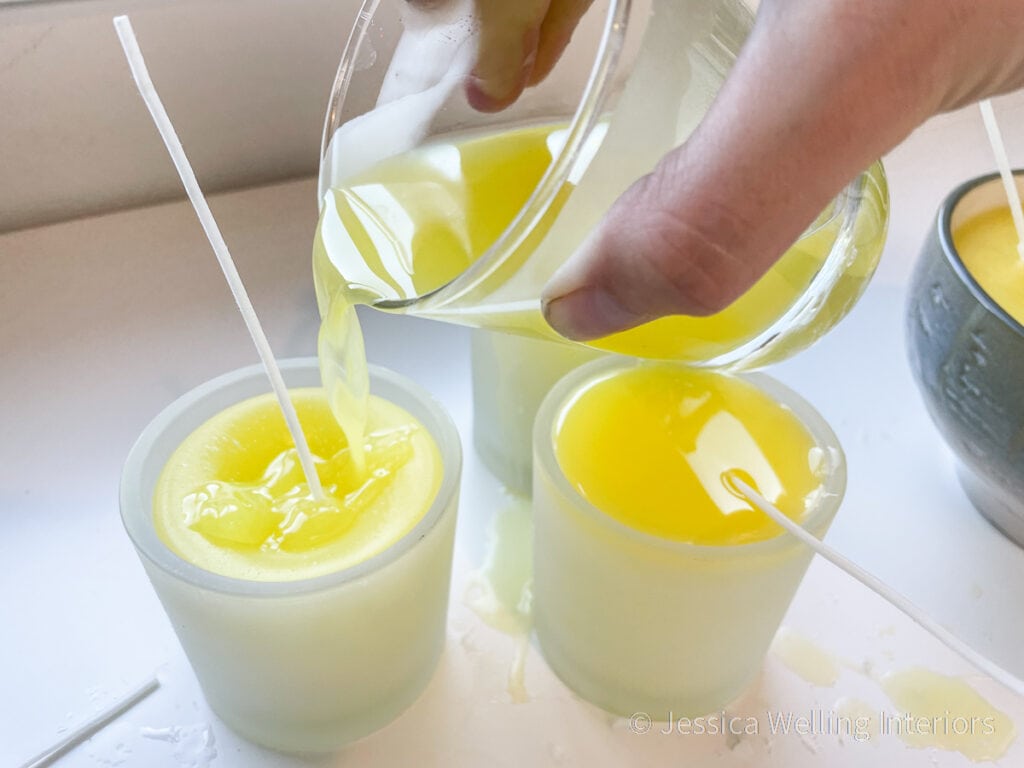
[112, 16, 325, 500]
[733, 477, 1024, 700]
[979, 99, 1024, 261]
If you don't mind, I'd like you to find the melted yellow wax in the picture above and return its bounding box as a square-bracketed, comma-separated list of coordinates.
[313, 124, 874, 363]
[881, 668, 1016, 762]
[552, 366, 825, 545]
[154, 388, 442, 581]
[954, 206, 1024, 326]
[771, 627, 841, 687]
[464, 496, 535, 703]
[465, 496, 534, 636]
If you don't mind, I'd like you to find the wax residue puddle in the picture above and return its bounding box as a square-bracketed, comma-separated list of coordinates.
[464, 495, 533, 702]
[141, 724, 217, 768]
[507, 635, 530, 704]
[880, 668, 1017, 762]
[771, 628, 841, 687]
[771, 626, 1018, 760]
[834, 697, 881, 744]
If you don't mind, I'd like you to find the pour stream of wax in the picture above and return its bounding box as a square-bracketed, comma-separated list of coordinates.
[113, 16, 328, 497]
[979, 99, 1024, 260]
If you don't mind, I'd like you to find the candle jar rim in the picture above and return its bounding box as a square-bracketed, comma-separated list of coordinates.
[939, 170, 1024, 338]
[533, 356, 846, 560]
[120, 358, 462, 598]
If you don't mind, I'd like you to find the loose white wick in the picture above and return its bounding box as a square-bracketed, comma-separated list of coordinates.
[733, 477, 1024, 700]
[113, 16, 325, 499]
[17, 676, 160, 768]
[979, 99, 1024, 261]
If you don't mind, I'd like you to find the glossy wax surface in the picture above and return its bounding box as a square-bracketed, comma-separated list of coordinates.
[954, 206, 1024, 326]
[154, 388, 442, 581]
[553, 366, 824, 545]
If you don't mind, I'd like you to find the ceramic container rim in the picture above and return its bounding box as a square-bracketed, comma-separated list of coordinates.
[533, 356, 847, 560]
[119, 358, 462, 598]
[938, 170, 1024, 337]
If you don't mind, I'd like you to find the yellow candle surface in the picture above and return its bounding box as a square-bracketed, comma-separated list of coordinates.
[954, 206, 1024, 326]
[154, 388, 442, 581]
[313, 124, 855, 362]
[553, 366, 825, 545]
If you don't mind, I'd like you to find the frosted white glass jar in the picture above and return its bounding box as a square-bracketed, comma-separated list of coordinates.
[121, 359, 462, 752]
[532, 357, 845, 718]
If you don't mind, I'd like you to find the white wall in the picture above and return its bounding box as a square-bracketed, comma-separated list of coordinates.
[3, 0, 1022, 242]
[0, 0, 360, 233]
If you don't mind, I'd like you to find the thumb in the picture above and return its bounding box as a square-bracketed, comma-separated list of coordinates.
[541, 0, 962, 342]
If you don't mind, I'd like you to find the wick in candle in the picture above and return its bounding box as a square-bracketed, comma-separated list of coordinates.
[729, 474, 1024, 701]
[113, 16, 325, 500]
[979, 99, 1024, 262]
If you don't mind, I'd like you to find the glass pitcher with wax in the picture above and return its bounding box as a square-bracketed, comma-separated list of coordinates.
[314, 0, 889, 369]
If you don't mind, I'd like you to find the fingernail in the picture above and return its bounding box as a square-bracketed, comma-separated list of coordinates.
[466, 42, 535, 114]
[466, 74, 522, 113]
[465, 76, 504, 113]
[542, 287, 638, 342]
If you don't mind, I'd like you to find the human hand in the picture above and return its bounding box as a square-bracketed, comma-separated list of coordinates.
[461, 0, 1024, 340]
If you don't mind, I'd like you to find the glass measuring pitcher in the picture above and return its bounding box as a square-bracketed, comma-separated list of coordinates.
[314, 0, 889, 367]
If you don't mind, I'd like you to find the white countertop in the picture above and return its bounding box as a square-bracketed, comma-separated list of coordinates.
[3, 95, 1024, 767]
